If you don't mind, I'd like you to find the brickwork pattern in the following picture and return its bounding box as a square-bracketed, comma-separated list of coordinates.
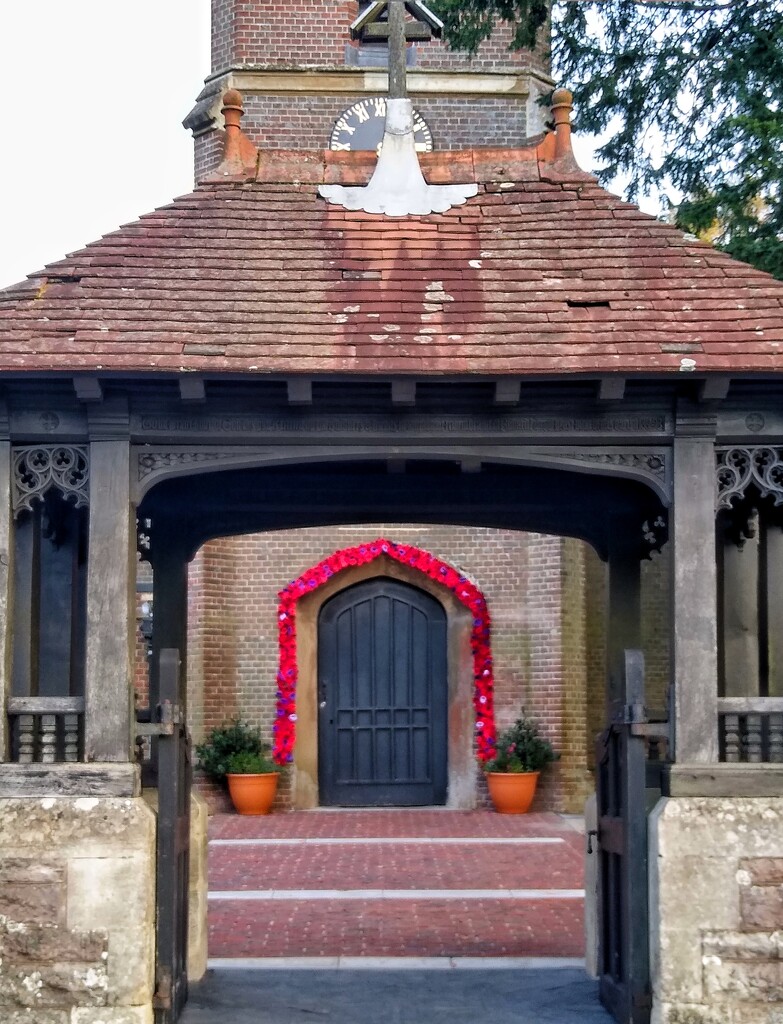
[206, 93, 527, 156]
[210, 0, 542, 74]
[194, 131, 225, 183]
[583, 546, 607, 769]
[560, 538, 594, 811]
[187, 524, 586, 811]
[208, 809, 585, 959]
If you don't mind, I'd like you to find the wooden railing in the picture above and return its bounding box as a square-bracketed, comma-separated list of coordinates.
[718, 697, 783, 763]
[7, 697, 85, 763]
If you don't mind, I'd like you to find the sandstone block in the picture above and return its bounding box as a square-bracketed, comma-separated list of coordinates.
[654, 1004, 725, 1024]
[0, 798, 155, 1017]
[2, 1011, 68, 1024]
[188, 792, 209, 982]
[650, 796, 783, 1023]
[71, 1007, 153, 1024]
[0, 961, 108, 1008]
[740, 857, 783, 886]
[0, 876, 65, 926]
[0, 798, 155, 857]
[0, 918, 106, 963]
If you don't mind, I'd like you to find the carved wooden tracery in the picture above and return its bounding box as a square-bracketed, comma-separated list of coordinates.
[716, 446, 783, 512]
[12, 445, 89, 516]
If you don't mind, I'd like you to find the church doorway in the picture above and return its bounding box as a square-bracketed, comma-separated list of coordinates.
[317, 577, 448, 807]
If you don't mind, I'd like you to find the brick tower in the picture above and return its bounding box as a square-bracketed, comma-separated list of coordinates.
[186, 0, 554, 177]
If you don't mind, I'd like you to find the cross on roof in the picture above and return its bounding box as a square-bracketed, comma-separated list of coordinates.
[351, 1, 444, 41]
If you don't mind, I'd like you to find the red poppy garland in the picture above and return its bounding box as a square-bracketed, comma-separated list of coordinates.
[273, 538, 496, 765]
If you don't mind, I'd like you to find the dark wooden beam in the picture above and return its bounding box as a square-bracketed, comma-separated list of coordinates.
[391, 379, 417, 406]
[84, 433, 134, 763]
[362, 21, 433, 40]
[387, 459, 406, 474]
[664, 764, 783, 798]
[0, 439, 10, 761]
[494, 380, 520, 406]
[672, 425, 719, 762]
[699, 377, 731, 403]
[179, 377, 206, 403]
[461, 458, 482, 474]
[0, 763, 140, 798]
[73, 376, 103, 403]
[598, 377, 626, 402]
[287, 379, 313, 406]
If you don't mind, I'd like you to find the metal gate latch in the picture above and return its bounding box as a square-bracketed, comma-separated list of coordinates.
[135, 699, 182, 738]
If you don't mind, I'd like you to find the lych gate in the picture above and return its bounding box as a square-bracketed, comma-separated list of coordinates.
[1, 4, 783, 1022]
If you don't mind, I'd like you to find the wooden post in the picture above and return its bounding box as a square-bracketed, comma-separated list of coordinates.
[0, 427, 13, 761]
[606, 531, 642, 712]
[672, 418, 719, 762]
[765, 525, 783, 697]
[84, 417, 135, 762]
[149, 537, 189, 715]
[388, 0, 408, 98]
[721, 525, 760, 697]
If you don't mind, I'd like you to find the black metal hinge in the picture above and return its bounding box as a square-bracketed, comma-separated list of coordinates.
[153, 967, 172, 1010]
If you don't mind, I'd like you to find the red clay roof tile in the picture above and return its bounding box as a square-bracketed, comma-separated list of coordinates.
[1, 159, 783, 376]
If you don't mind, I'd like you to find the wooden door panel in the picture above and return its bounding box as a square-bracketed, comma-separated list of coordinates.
[319, 578, 447, 806]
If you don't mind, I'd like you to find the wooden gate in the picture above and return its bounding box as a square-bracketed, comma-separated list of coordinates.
[318, 578, 447, 806]
[595, 649, 667, 1024]
[149, 648, 191, 1024]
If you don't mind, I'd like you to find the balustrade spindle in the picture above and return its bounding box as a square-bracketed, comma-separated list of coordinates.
[768, 713, 783, 763]
[64, 714, 80, 762]
[39, 715, 57, 763]
[17, 714, 35, 762]
[745, 713, 763, 762]
[723, 714, 740, 762]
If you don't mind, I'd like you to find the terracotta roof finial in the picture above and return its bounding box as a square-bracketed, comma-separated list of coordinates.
[214, 88, 259, 178]
[222, 89, 245, 162]
[551, 88, 574, 161]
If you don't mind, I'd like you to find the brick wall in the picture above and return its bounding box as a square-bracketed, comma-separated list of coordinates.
[194, 0, 551, 175]
[210, 0, 545, 74]
[197, 92, 528, 155]
[186, 524, 594, 811]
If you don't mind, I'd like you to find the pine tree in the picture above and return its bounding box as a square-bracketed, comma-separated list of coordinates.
[436, 1, 783, 279]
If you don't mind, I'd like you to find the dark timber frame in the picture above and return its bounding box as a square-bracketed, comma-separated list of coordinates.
[2, 372, 783, 1023]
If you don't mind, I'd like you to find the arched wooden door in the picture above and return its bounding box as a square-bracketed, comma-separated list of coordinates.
[318, 577, 447, 806]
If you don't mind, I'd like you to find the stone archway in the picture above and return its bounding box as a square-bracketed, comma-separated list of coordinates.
[288, 552, 479, 810]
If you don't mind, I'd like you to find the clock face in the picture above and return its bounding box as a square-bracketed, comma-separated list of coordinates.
[330, 98, 433, 153]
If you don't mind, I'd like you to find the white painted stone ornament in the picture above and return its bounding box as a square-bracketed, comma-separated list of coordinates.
[319, 99, 477, 216]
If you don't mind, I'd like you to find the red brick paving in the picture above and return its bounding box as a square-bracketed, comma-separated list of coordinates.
[208, 811, 585, 959]
[209, 841, 583, 892]
[209, 898, 585, 958]
[210, 810, 582, 842]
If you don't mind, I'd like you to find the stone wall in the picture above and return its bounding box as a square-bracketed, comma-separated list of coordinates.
[650, 796, 783, 1024]
[0, 798, 156, 1024]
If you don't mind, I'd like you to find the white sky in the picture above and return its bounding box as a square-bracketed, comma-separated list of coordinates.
[0, 1, 211, 288]
[0, 3, 619, 291]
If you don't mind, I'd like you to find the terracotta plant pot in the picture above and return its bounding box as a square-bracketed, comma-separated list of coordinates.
[226, 772, 279, 815]
[486, 770, 540, 814]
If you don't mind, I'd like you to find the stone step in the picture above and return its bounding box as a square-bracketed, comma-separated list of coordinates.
[208, 894, 585, 958]
[206, 811, 586, 960]
[208, 838, 584, 891]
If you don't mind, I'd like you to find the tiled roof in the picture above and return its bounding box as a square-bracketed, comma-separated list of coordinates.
[2, 138, 782, 377]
